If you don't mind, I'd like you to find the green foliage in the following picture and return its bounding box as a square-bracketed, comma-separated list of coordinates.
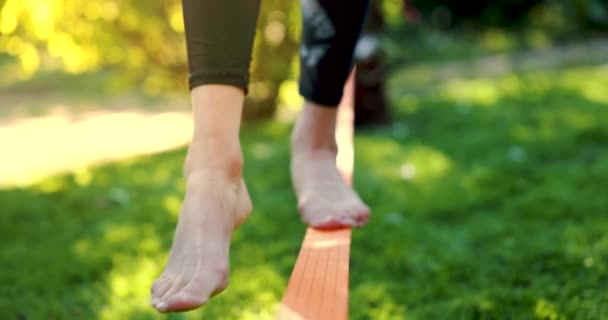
[247, 0, 301, 118]
[408, 0, 608, 30]
[0, 0, 301, 118]
[412, 0, 544, 28]
[0, 0, 187, 93]
[2, 61, 608, 318]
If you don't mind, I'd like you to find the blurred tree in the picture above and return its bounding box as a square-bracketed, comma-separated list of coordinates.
[572, 0, 608, 29]
[2, 0, 605, 120]
[0, 0, 187, 93]
[246, 0, 301, 119]
[408, 0, 608, 31]
[0, 0, 302, 120]
[411, 0, 543, 28]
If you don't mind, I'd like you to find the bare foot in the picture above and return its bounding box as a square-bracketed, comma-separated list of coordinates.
[291, 103, 370, 229]
[151, 158, 251, 312]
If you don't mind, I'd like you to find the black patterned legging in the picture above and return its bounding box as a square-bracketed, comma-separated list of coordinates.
[182, 0, 370, 107]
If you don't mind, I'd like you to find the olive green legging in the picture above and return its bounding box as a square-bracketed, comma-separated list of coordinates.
[182, 0, 370, 107]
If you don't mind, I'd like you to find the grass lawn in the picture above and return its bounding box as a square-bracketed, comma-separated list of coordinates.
[2, 62, 608, 319]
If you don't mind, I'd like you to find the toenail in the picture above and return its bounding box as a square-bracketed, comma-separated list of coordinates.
[156, 300, 167, 311]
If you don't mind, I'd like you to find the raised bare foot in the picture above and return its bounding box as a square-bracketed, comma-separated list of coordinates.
[151, 159, 251, 312]
[291, 103, 370, 229]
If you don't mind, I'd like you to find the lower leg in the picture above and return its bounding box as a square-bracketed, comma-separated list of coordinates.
[151, 85, 252, 312]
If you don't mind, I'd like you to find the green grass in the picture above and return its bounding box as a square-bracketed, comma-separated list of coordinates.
[2, 62, 608, 319]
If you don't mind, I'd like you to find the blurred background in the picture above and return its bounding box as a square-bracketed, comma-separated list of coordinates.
[1, 0, 608, 319]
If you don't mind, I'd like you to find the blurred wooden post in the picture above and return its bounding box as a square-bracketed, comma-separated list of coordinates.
[276, 70, 356, 320]
[353, 1, 391, 127]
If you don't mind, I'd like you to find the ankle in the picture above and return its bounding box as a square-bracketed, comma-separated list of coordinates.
[290, 131, 338, 158]
[291, 101, 339, 153]
[184, 141, 243, 181]
[291, 132, 338, 157]
[185, 84, 245, 180]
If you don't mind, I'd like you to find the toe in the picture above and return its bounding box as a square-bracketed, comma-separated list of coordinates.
[337, 214, 358, 227]
[311, 215, 347, 230]
[151, 281, 172, 305]
[160, 292, 209, 312]
[160, 279, 210, 312]
[157, 277, 188, 303]
[354, 214, 369, 227]
[351, 203, 370, 227]
[354, 207, 370, 225]
[355, 201, 371, 217]
[151, 274, 173, 297]
[159, 270, 228, 312]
